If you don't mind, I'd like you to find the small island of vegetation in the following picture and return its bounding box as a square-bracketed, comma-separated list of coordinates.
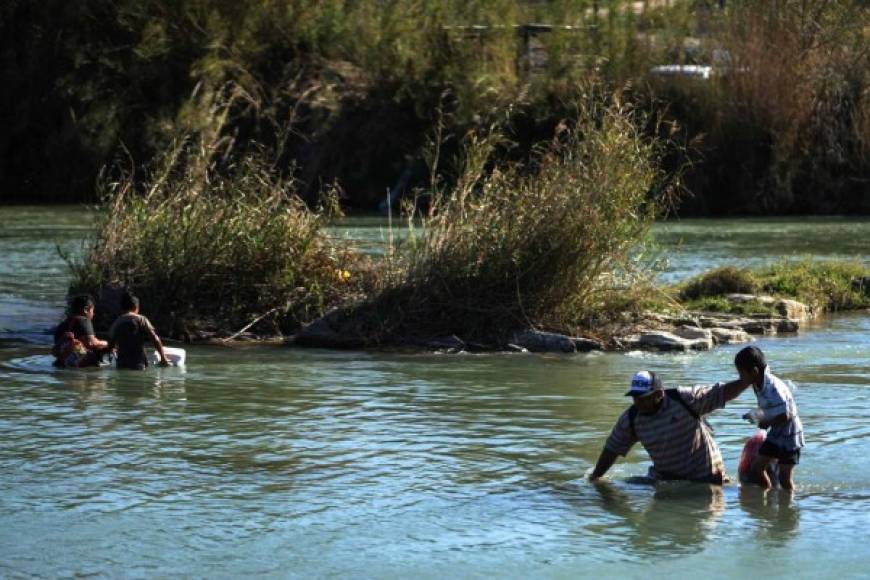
[2, 0, 866, 350]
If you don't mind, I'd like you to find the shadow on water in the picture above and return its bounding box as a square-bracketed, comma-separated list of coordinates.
[737, 486, 800, 546]
[550, 478, 801, 558]
[586, 480, 725, 557]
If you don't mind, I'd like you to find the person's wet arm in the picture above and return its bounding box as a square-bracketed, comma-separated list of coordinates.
[78, 318, 108, 350]
[589, 412, 636, 480]
[146, 325, 168, 365]
[685, 378, 751, 416]
[590, 449, 620, 480]
[722, 377, 753, 403]
[759, 411, 789, 430]
[82, 335, 108, 349]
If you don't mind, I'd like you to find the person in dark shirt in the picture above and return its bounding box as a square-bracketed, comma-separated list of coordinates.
[108, 292, 168, 370]
[52, 294, 109, 367]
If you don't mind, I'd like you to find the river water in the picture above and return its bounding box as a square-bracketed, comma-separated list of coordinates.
[1, 207, 869, 578]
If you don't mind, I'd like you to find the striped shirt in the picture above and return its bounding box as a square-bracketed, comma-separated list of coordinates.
[605, 385, 727, 482]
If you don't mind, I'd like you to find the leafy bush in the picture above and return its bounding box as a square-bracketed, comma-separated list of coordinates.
[65, 99, 369, 337]
[760, 261, 869, 312]
[677, 261, 869, 314]
[679, 266, 759, 300]
[363, 94, 678, 341]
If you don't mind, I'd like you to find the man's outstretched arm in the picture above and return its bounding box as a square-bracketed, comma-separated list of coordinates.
[590, 448, 620, 480]
[722, 378, 753, 404]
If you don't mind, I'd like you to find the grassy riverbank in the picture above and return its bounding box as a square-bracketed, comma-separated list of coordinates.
[3, 1, 867, 214]
[677, 262, 870, 315]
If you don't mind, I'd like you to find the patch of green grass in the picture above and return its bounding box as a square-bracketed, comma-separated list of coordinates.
[679, 266, 759, 301]
[759, 261, 870, 312]
[680, 296, 777, 316]
[676, 261, 870, 315]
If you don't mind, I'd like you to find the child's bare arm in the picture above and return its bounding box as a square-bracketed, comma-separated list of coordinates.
[759, 412, 789, 430]
[147, 327, 169, 365]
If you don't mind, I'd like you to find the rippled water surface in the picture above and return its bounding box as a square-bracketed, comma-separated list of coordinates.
[2, 208, 870, 577]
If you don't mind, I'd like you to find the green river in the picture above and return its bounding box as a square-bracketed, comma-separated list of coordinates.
[1, 207, 869, 578]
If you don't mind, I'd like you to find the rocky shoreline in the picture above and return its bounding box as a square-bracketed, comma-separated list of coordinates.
[278, 294, 820, 354]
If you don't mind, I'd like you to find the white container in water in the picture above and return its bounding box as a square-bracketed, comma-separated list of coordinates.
[153, 347, 186, 367]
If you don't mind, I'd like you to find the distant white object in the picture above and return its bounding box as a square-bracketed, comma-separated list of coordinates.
[153, 347, 186, 367]
[649, 64, 713, 80]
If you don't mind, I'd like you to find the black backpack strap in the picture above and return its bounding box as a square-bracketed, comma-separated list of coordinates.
[665, 388, 700, 420]
[629, 389, 705, 440]
[667, 388, 715, 432]
[628, 405, 639, 440]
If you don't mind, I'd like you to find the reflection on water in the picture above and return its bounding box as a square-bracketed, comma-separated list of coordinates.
[2, 334, 867, 577]
[738, 487, 800, 546]
[1, 208, 869, 577]
[580, 481, 726, 557]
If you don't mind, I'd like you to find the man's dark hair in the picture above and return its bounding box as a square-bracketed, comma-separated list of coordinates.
[735, 346, 767, 372]
[69, 294, 94, 316]
[120, 291, 140, 312]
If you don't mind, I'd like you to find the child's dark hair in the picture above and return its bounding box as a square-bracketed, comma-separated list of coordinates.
[69, 294, 94, 316]
[735, 346, 767, 372]
[120, 291, 140, 312]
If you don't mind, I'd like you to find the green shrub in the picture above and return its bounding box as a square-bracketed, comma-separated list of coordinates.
[363, 93, 678, 341]
[679, 296, 776, 316]
[676, 261, 870, 314]
[760, 261, 869, 312]
[65, 133, 369, 337]
[679, 266, 759, 300]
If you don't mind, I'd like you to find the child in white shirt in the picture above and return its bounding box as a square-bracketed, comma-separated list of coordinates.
[735, 346, 805, 489]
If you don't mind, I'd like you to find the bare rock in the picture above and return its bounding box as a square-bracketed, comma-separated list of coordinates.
[615, 335, 642, 350]
[465, 341, 489, 353]
[295, 315, 365, 349]
[696, 313, 800, 335]
[674, 325, 713, 341]
[572, 337, 604, 352]
[710, 327, 753, 344]
[726, 293, 776, 306]
[775, 298, 810, 320]
[642, 312, 700, 327]
[741, 316, 800, 335]
[637, 331, 713, 352]
[511, 330, 576, 353]
[697, 314, 744, 330]
[505, 344, 529, 353]
[724, 293, 810, 321]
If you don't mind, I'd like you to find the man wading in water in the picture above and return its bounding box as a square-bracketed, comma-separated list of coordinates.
[589, 371, 753, 484]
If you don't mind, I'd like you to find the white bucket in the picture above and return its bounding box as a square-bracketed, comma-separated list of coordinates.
[153, 347, 186, 367]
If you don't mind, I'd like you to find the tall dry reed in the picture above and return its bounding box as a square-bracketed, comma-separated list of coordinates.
[65, 87, 367, 336]
[370, 93, 678, 341]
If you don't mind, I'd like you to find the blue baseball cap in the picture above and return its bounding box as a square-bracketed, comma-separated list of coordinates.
[625, 371, 664, 397]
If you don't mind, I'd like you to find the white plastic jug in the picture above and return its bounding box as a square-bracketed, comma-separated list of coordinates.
[153, 347, 186, 367]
